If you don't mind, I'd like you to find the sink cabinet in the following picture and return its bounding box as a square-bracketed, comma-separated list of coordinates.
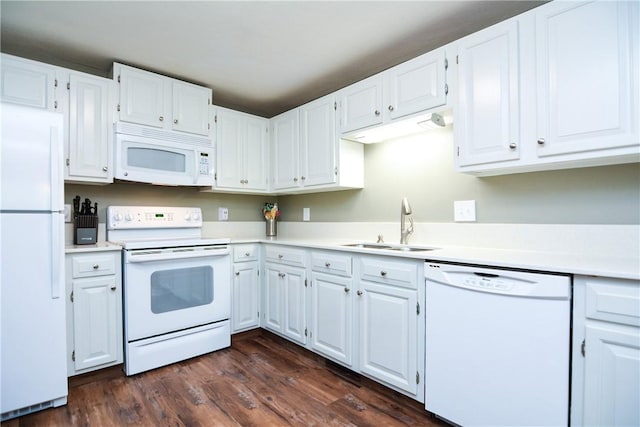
[65, 249, 123, 376]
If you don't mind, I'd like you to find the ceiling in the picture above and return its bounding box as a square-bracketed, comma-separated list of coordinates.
[1, 1, 544, 118]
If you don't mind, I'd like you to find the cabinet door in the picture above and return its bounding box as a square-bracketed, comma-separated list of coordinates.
[271, 109, 300, 190]
[535, 1, 639, 157]
[1, 54, 57, 111]
[232, 262, 260, 332]
[118, 65, 165, 128]
[66, 73, 111, 182]
[310, 272, 353, 366]
[339, 74, 383, 134]
[215, 107, 244, 188]
[359, 280, 417, 394]
[583, 324, 640, 426]
[386, 49, 447, 121]
[72, 277, 118, 371]
[172, 81, 211, 136]
[244, 115, 268, 191]
[456, 20, 521, 166]
[283, 267, 307, 345]
[263, 265, 283, 333]
[300, 94, 337, 187]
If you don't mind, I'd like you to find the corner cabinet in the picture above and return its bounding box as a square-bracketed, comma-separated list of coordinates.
[271, 94, 364, 194]
[65, 249, 123, 376]
[213, 107, 269, 193]
[571, 276, 640, 427]
[231, 244, 261, 333]
[59, 70, 116, 184]
[455, 0, 640, 176]
[114, 62, 212, 136]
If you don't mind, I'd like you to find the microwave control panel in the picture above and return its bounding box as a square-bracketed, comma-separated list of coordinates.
[199, 152, 210, 175]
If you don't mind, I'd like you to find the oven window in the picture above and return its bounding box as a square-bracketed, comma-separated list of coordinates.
[127, 147, 186, 173]
[150, 266, 213, 314]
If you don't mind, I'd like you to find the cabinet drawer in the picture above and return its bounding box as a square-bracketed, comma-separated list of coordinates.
[233, 244, 259, 262]
[71, 253, 117, 278]
[265, 246, 306, 267]
[585, 277, 640, 327]
[311, 252, 352, 277]
[360, 256, 418, 289]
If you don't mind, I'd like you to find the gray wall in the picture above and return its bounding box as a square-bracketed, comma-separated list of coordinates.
[68, 127, 639, 225]
[278, 128, 640, 224]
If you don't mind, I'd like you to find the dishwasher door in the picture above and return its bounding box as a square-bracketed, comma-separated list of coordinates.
[424, 263, 571, 426]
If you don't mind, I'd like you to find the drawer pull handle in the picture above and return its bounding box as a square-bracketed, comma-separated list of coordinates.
[93, 264, 99, 270]
[357, 290, 363, 296]
[110, 286, 116, 291]
[325, 262, 331, 267]
[380, 271, 387, 277]
[344, 288, 350, 293]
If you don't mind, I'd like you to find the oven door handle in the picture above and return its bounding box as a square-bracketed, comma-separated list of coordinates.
[127, 248, 229, 263]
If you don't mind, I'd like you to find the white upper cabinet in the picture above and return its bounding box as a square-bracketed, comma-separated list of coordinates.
[339, 47, 449, 136]
[1, 53, 58, 111]
[63, 71, 115, 183]
[299, 94, 338, 187]
[455, 0, 639, 176]
[535, 0, 639, 158]
[271, 108, 300, 191]
[455, 20, 521, 167]
[214, 106, 268, 192]
[114, 63, 212, 136]
[339, 74, 383, 134]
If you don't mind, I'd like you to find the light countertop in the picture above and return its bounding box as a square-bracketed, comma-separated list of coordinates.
[65, 242, 122, 254]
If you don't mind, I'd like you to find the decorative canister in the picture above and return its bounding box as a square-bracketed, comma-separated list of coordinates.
[266, 217, 277, 237]
[263, 202, 280, 237]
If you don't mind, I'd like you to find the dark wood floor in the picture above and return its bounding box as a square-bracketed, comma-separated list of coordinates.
[3, 330, 446, 426]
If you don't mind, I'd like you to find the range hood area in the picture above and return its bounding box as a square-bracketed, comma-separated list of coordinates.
[343, 111, 452, 144]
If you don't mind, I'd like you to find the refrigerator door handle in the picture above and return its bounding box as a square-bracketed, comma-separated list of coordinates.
[51, 214, 63, 299]
[49, 125, 64, 212]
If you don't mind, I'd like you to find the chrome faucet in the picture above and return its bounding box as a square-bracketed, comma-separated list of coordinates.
[400, 197, 414, 245]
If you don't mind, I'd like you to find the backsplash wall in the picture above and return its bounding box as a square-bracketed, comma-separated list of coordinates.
[278, 127, 640, 225]
[67, 127, 639, 226]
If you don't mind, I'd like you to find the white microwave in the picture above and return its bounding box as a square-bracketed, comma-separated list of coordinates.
[114, 122, 214, 187]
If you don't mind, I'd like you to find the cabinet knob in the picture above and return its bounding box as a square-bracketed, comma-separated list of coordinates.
[325, 262, 331, 267]
[235, 271, 240, 276]
[278, 272, 286, 278]
[159, 116, 164, 122]
[344, 287, 350, 293]
[374, 110, 381, 116]
[509, 143, 517, 150]
[93, 264, 99, 270]
[293, 177, 298, 182]
[357, 290, 363, 296]
[388, 105, 394, 112]
[537, 138, 546, 145]
[245, 252, 251, 257]
[110, 286, 116, 291]
[301, 176, 306, 181]
[380, 270, 387, 277]
[102, 166, 108, 172]
[278, 254, 283, 259]
[173, 119, 178, 124]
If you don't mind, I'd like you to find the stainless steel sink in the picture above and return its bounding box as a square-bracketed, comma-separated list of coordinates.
[342, 243, 438, 252]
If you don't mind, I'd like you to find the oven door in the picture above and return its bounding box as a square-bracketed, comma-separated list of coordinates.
[123, 245, 230, 341]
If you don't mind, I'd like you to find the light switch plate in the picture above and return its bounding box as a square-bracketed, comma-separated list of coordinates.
[454, 200, 476, 222]
[218, 207, 229, 221]
[303, 207, 310, 222]
[64, 204, 72, 222]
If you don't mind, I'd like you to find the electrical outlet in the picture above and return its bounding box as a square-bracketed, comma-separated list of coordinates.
[64, 204, 72, 222]
[454, 200, 476, 222]
[303, 207, 310, 222]
[218, 207, 229, 221]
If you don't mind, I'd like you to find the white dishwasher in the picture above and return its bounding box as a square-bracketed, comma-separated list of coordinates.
[424, 262, 571, 427]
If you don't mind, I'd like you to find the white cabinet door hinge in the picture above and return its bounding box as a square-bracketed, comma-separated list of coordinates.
[416, 371, 420, 384]
[444, 58, 449, 70]
[71, 350, 75, 362]
[304, 328, 308, 337]
[581, 339, 586, 357]
[67, 82, 70, 90]
[70, 291, 74, 303]
[117, 104, 121, 112]
[445, 84, 449, 95]
[416, 302, 420, 315]
[117, 75, 121, 83]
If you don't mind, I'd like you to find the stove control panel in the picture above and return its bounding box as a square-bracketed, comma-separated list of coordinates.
[107, 206, 203, 229]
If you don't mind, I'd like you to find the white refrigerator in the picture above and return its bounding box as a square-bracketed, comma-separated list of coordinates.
[1, 103, 68, 420]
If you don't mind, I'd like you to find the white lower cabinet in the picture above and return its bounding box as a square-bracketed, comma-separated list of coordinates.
[262, 246, 307, 345]
[65, 249, 123, 376]
[309, 251, 354, 367]
[571, 276, 640, 427]
[232, 244, 260, 333]
[356, 256, 422, 399]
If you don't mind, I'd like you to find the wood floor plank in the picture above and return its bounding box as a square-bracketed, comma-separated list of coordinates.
[2, 330, 447, 427]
